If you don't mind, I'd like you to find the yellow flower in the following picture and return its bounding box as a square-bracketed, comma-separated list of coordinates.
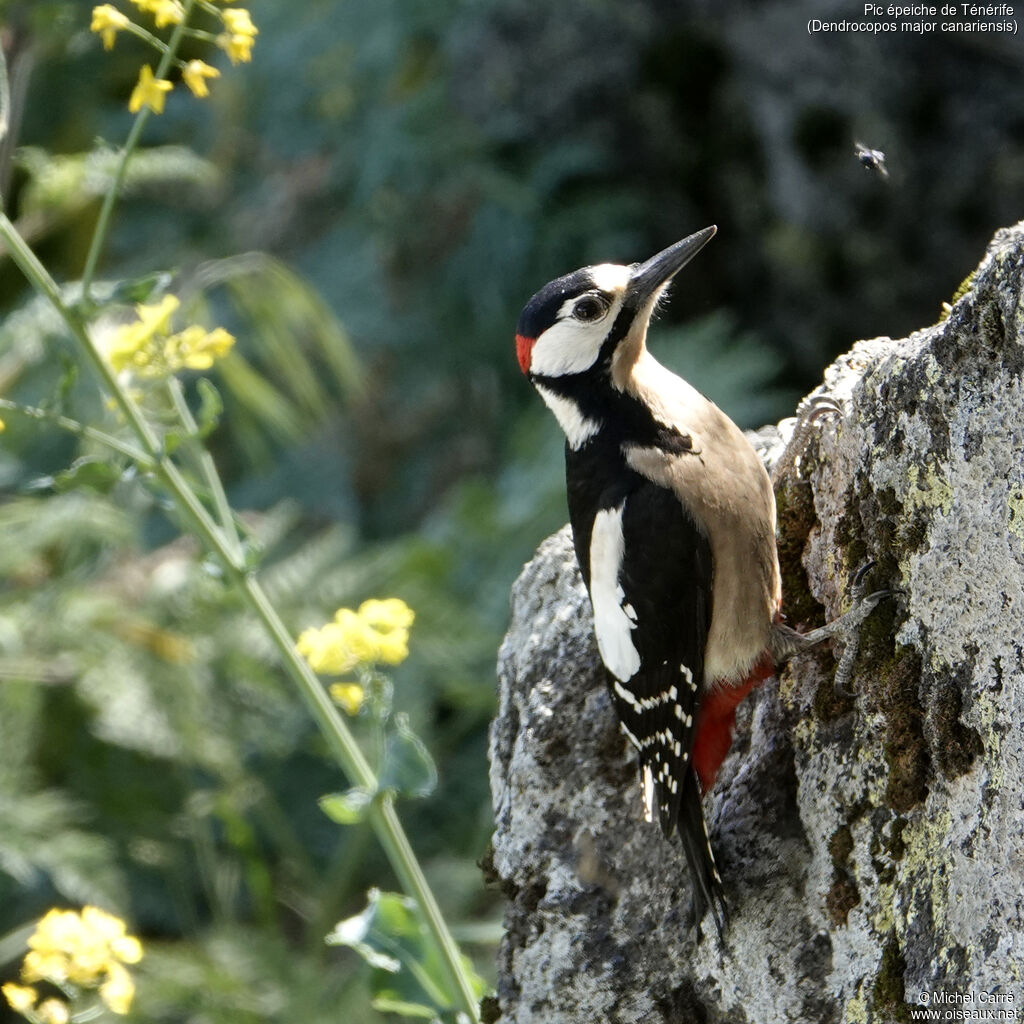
[103, 297, 234, 378]
[358, 598, 414, 665]
[2, 983, 37, 1015]
[165, 325, 235, 370]
[26, 909, 88, 980]
[297, 598, 415, 674]
[22, 949, 69, 984]
[105, 294, 180, 374]
[371, 630, 409, 665]
[21, 907, 143, 1012]
[0, 417, 6, 431]
[36, 1000, 70, 1024]
[217, 32, 255, 64]
[221, 7, 257, 35]
[329, 682, 365, 715]
[129, 64, 173, 114]
[214, 8, 257, 63]
[297, 617, 362, 675]
[99, 961, 136, 1015]
[81, 906, 143, 964]
[149, 0, 183, 26]
[105, 327, 152, 373]
[111, 933, 144, 964]
[359, 598, 415, 631]
[124, 0, 182, 24]
[90, 4, 130, 50]
[135, 294, 179, 335]
[182, 59, 220, 98]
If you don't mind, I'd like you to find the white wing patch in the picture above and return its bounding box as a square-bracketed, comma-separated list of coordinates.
[534, 384, 600, 449]
[589, 501, 641, 683]
[641, 763, 655, 824]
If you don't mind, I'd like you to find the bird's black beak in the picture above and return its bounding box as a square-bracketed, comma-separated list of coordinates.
[629, 225, 717, 306]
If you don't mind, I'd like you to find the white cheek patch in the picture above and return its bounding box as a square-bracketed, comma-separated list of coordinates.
[529, 318, 608, 377]
[528, 267, 629, 377]
[589, 501, 641, 683]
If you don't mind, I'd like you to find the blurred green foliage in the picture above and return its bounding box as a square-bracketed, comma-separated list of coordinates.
[2, 0, 1017, 1018]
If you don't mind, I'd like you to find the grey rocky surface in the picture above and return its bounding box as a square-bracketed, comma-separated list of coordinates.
[488, 222, 1024, 1023]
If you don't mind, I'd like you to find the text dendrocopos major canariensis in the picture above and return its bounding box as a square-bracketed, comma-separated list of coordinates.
[515, 226, 886, 937]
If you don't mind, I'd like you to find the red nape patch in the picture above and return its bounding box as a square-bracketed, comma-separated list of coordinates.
[692, 654, 775, 794]
[515, 333, 535, 374]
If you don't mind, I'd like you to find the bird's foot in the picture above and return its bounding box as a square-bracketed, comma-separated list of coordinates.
[804, 562, 891, 697]
[772, 394, 844, 485]
[771, 562, 894, 696]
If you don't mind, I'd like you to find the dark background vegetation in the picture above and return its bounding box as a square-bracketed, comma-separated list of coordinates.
[0, 0, 1021, 1019]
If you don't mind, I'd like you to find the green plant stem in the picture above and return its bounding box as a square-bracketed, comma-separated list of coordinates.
[0, 208, 482, 1023]
[182, 28, 220, 43]
[0, 398, 153, 465]
[165, 375, 242, 557]
[81, 1, 196, 299]
[372, 797, 479, 1008]
[123, 21, 172, 55]
[81, 109, 148, 300]
[195, 0, 227, 17]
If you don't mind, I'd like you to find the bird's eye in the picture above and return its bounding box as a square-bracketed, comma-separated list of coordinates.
[572, 295, 607, 322]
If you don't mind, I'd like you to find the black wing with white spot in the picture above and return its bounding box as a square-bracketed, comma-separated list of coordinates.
[578, 474, 724, 931]
[611, 478, 711, 834]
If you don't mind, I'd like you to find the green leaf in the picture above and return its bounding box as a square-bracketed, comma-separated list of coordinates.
[327, 890, 487, 1017]
[319, 788, 373, 825]
[163, 428, 184, 456]
[195, 378, 224, 439]
[370, 996, 438, 1019]
[17, 145, 219, 219]
[107, 271, 174, 306]
[180, 253, 365, 466]
[50, 456, 122, 494]
[379, 713, 438, 800]
[327, 889, 449, 1010]
[326, 890, 404, 972]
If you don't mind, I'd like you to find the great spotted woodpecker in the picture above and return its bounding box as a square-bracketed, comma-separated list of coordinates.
[515, 227, 884, 936]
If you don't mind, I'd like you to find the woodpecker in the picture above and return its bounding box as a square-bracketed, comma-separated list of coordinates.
[515, 226, 884, 936]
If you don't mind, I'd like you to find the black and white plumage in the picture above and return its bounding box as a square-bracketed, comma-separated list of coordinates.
[565, 437, 711, 831]
[515, 228, 781, 935]
[515, 227, 889, 937]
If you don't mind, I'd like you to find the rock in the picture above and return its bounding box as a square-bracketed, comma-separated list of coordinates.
[488, 222, 1024, 1023]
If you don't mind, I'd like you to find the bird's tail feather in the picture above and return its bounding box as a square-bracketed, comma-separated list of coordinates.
[677, 769, 728, 940]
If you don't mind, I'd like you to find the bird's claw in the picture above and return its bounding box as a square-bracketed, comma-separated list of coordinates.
[831, 562, 898, 698]
[851, 559, 877, 592]
[773, 394, 844, 485]
[798, 394, 843, 426]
